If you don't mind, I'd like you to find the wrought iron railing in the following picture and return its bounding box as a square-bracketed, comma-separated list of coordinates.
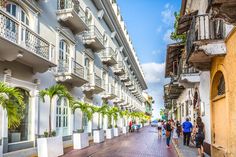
[83, 25, 103, 45]
[95, 74, 102, 88]
[57, 59, 69, 73]
[186, 14, 224, 60]
[57, 0, 87, 24]
[0, 10, 54, 61]
[72, 59, 84, 78]
[101, 47, 116, 59]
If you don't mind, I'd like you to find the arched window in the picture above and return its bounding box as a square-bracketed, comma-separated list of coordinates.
[59, 39, 70, 72]
[217, 74, 225, 96]
[56, 97, 69, 136]
[6, 3, 29, 25]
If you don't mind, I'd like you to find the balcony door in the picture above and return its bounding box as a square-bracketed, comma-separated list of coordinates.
[56, 97, 69, 136]
[59, 39, 70, 72]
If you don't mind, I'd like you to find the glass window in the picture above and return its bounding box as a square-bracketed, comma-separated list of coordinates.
[56, 97, 69, 136]
[218, 75, 225, 96]
[6, 3, 16, 17]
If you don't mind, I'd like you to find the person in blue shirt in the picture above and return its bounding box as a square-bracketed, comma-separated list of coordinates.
[182, 118, 193, 146]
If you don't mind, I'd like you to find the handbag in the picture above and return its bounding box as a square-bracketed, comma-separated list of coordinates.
[166, 131, 171, 137]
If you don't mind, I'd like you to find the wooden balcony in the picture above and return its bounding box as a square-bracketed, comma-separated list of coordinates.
[55, 58, 87, 87]
[178, 66, 200, 88]
[100, 47, 117, 66]
[56, 0, 89, 34]
[0, 10, 56, 73]
[82, 25, 105, 52]
[186, 14, 226, 71]
[113, 61, 125, 76]
[208, 0, 236, 25]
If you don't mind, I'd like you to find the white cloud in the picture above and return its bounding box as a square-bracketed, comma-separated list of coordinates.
[161, 3, 175, 26]
[142, 62, 165, 84]
[163, 29, 174, 44]
[156, 26, 162, 33]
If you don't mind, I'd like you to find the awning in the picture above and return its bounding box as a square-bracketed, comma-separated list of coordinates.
[165, 43, 184, 78]
[177, 11, 198, 35]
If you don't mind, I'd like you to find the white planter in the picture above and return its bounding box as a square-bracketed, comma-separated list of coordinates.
[122, 126, 128, 134]
[93, 130, 104, 143]
[0, 145, 2, 157]
[113, 128, 119, 137]
[106, 129, 114, 139]
[73, 133, 89, 149]
[37, 136, 63, 157]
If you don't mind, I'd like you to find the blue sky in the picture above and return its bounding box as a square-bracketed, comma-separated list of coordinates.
[116, 0, 181, 118]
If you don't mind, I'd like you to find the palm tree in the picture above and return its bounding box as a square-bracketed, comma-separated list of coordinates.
[0, 82, 24, 128]
[39, 84, 73, 136]
[106, 106, 119, 129]
[72, 101, 93, 132]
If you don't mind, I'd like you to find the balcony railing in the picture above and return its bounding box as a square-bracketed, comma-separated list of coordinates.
[0, 10, 54, 61]
[83, 25, 103, 44]
[95, 74, 102, 88]
[101, 47, 116, 59]
[57, 58, 84, 78]
[57, 0, 87, 23]
[186, 14, 224, 60]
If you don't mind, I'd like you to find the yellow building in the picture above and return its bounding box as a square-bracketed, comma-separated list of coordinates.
[210, 27, 236, 157]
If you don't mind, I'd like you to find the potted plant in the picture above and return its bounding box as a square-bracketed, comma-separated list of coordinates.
[72, 101, 93, 149]
[121, 110, 129, 134]
[91, 105, 108, 143]
[38, 84, 73, 157]
[105, 106, 118, 139]
[113, 107, 119, 137]
[0, 82, 24, 157]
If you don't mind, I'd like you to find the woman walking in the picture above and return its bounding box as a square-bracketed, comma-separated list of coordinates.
[165, 120, 173, 148]
[195, 117, 205, 157]
[172, 122, 179, 146]
[157, 120, 162, 138]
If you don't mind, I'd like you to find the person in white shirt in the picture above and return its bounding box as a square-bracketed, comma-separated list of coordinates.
[157, 120, 162, 138]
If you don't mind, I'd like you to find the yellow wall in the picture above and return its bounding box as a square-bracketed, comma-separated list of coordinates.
[210, 27, 236, 157]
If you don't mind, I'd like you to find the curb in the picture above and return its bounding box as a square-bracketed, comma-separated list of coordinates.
[172, 139, 183, 157]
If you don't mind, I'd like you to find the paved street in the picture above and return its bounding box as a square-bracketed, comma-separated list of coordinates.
[62, 127, 177, 157]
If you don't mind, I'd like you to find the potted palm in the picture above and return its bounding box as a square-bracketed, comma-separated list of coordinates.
[91, 105, 108, 143]
[72, 101, 92, 149]
[0, 82, 24, 157]
[105, 106, 118, 139]
[121, 110, 129, 134]
[113, 107, 119, 137]
[38, 84, 73, 157]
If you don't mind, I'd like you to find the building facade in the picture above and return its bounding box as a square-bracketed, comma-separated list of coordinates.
[164, 0, 236, 156]
[0, 0, 147, 156]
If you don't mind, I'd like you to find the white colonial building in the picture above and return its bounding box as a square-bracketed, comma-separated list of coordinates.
[0, 0, 147, 156]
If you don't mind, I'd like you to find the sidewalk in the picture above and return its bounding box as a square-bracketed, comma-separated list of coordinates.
[172, 136, 210, 157]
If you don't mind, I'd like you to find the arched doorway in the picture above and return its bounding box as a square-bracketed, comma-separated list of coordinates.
[56, 97, 69, 136]
[211, 71, 227, 156]
[8, 88, 30, 143]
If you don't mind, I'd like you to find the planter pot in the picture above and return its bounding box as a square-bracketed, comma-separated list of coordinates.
[0, 145, 2, 157]
[93, 130, 104, 143]
[113, 128, 119, 137]
[122, 126, 128, 134]
[37, 136, 63, 157]
[73, 133, 89, 149]
[106, 129, 114, 139]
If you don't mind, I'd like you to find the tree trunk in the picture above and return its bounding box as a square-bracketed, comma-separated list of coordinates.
[49, 99, 52, 135]
[98, 113, 100, 130]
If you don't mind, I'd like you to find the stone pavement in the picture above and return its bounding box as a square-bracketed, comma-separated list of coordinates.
[62, 126, 178, 157]
[172, 136, 210, 157]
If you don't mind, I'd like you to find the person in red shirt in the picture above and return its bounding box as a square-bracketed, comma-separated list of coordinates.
[129, 120, 132, 132]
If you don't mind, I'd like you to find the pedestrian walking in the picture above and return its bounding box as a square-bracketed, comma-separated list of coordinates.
[176, 121, 181, 137]
[165, 120, 173, 148]
[195, 117, 205, 157]
[182, 118, 193, 146]
[172, 122, 179, 146]
[129, 120, 132, 132]
[157, 120, 162, 138]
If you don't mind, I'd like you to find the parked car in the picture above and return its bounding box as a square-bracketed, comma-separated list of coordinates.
[151, 120, 158, 127]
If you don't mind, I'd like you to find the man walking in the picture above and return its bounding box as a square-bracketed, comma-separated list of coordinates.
[182, 118, 193, 146]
